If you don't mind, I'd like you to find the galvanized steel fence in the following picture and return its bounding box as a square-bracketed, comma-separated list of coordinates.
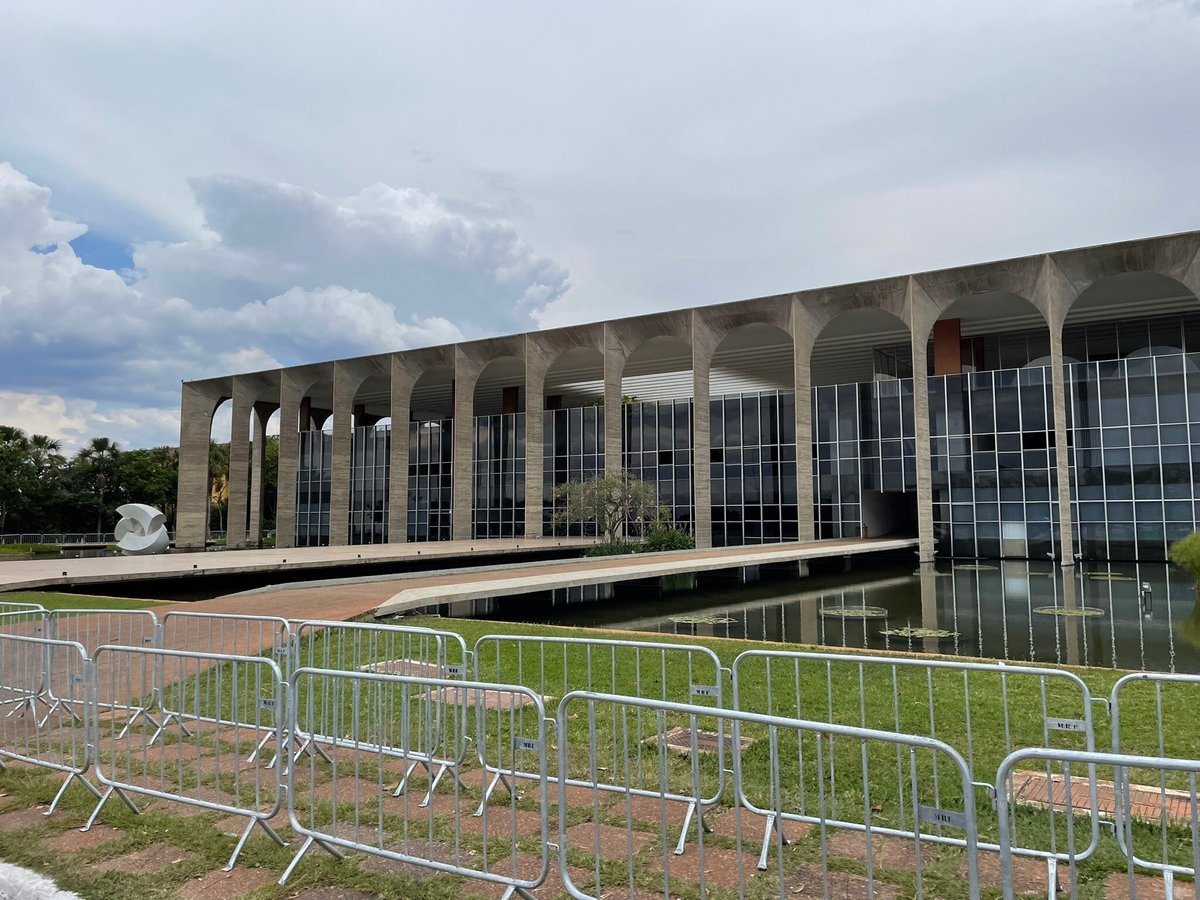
[5, 609, 1200, 897]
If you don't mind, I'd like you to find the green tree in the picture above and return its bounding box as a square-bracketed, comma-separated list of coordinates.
[76, 437, 122, 534]
[208, 440, 230, 534]
[552, 470, 659, 544]
[0, 426, 33, 534]
[119, 446, 179, 521]
[1169, 531, 1200, 592]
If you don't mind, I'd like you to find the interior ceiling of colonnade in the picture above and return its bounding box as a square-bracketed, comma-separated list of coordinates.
[1065, 271, 1197, 324]
[473, 357, 525, 416]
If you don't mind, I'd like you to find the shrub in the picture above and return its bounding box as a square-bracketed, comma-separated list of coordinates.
[639, 525, 695, 553]
[583, 540, 638, 557]
[1169, 530, 1200, 590]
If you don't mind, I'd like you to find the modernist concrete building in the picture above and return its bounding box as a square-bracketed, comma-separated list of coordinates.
[177, 231, 1200, 563]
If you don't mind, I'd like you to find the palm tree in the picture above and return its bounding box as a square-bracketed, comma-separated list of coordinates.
[0, 427, 31, 534]
[208, 440, 230, 537]
[77, 437, 121, 535]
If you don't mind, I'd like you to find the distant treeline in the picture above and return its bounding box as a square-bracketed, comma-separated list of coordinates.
[0, 426, 279, 536]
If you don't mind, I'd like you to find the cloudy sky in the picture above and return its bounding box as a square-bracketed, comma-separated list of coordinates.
[1, 1, 1197, 450]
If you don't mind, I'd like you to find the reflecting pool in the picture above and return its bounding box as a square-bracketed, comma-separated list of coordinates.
[454, 561, 1200, 674]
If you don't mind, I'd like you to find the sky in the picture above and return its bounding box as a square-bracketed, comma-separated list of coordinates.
[1, 0, 1198, 451]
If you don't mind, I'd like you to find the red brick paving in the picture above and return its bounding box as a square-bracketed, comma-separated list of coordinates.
[964, 850, 1055, 896]
[565, 821, 655, 857]
[1103, 872, 1196, 899]
[92, 841, 198, 873]
[1010, 769, 1197, 825]
[41, 822, 123, 852]
[783, 863, 903, 899]
[177, 866, 276, 900]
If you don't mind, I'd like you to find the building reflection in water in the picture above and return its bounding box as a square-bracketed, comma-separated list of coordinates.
[437, 560, 1198, 674]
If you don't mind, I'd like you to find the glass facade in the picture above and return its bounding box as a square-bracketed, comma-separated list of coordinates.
[407, 419, 453, 542]
[542, 405, 605, 536]
[349, 426, 390, 545]
[710, 391, 798, 547]
[1067, 353, 1200, 560]
[812, 379, 917, 539]
[928, 367, 1058, 559]
[288, 311, 1200, 559]
[295, 430, 332, 547]
[623, 399, 694, 532]
[472, 413, 526, 538]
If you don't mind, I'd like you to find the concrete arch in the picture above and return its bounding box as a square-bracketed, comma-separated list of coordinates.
[710, 321, 794, 395]
[1063, 271, 1200, 332]
[931, 291, 1051, 375]
[473, 355, 527, 416]
[543, 346, 605, 408]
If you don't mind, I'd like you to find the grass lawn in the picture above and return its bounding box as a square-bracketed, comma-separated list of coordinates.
[0, 590, 165, 610]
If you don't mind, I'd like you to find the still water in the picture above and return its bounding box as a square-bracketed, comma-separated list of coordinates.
[454, 561, 1200, 674]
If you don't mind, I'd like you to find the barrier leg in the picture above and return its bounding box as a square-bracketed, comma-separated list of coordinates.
[116, 706, 162, 740]
[422, 762, 469, 807]
[391, 760, 427, 797]
[278, 835, 345, 885]
[148, 712, 193, 747]
[83, 785, 140, 832]
[224, 817, 288, 871]
[474, 771, 512, 816]
[673, 800, 711, 856]
[498, 888, 537, 900]
[46, 772, 101, 816]
[756, 814, 788, 871]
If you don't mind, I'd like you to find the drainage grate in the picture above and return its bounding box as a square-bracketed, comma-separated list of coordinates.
[659, 726, 751, 756]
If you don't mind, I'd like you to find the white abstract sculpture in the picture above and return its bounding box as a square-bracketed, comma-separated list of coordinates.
[114, 503, 171, 555]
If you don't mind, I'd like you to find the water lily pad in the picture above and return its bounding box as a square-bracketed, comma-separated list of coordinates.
[819, 605, 889, 619]
[1033, 606, 1105, 618]
[880, 626, 958, 639]
[1083, 572, 1135, 581]
[668, 614, 736, 625]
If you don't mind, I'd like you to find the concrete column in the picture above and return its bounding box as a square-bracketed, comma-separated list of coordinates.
[247, 401, 276, 547]
[524, 338, 549, 539]
[793, 330, 815, 543]
[452, 349, 483, 540]
[691, 317, 716, 549]
[1049, 323, 1076, 564]
[176, 382, 225, 550]
[275, 374, 304, 550]
[603, 325, 624, 478]
[329, 362, 363, 547]
[911, 332, 936, 563]
[226, 380, 254, 550]
[388, 357, 413, 544]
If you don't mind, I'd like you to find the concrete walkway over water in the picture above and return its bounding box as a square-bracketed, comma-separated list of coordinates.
[0, 537, 596, 592]
[372, 537, 918, 616]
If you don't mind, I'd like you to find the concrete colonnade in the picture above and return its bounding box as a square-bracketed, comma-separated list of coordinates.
[177, 232, 1200, 561]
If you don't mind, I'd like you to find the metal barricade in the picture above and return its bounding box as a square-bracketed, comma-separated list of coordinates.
[0, 632, 99, 814]
[48, 609, 161, 735]
[997, 747, 1200, 900]
[732, 648, 1100, 876]
[292, 619, 470, 800]
[558, 689, 981, 900]
[472, 633, 727, 855]
[1111, 672, 1200, 889]
[281, 665, 550, 899]
[154, 611, 292, 764]
[85, 644, 286, 871]
[0, 606, 50, 716]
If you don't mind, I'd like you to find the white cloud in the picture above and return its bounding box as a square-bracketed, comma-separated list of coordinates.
[0, 389, 178, 453]
[0, 164, 558, 446]
[130, 175, 568, 331]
